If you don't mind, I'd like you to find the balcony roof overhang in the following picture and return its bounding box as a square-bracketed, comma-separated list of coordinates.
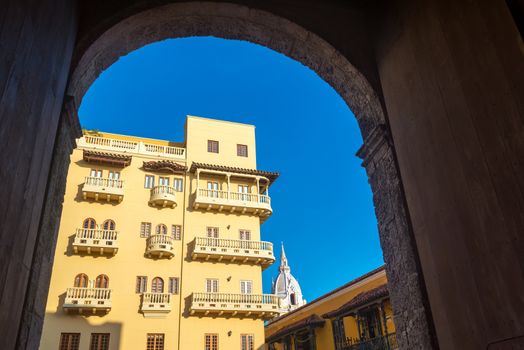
[323, 284, 389, 319]
[143, 160, 187, 174]
[266, 314, 325, 343]
[190, 162, 279, 185]
[83, 150, 132, 167]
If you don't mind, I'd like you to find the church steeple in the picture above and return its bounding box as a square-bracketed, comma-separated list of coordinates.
[272, 242, 306, 314]
[279, 242, 290, 273]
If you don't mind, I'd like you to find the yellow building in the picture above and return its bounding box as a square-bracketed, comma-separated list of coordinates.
[265, 266, 397, 350]
[40, 116, 281, 350]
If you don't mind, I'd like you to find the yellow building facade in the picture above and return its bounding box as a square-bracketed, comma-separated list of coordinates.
[40, 116, 280, 350]
[265, 266, 397, 350]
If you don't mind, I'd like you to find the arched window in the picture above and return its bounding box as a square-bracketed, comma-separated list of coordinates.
[74, 273, 88, 288]
[102, 219, 115, 230]
[156, 224, 167, 235]
[290, 293, 296, 305]
[151, 277, 164, 293]
[83, 218, 96, 229]
[95, 274, 109, 288]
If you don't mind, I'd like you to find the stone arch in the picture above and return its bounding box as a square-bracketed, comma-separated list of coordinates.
[65, 2, 434, 348]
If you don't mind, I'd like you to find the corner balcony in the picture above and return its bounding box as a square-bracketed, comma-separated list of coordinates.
[72, 228, 118, 255]
[189, 292, 280, 319]
[63, 287, 112, 314]
[193, 189, 272, 220]
[140, 293, 172, 318]
[191, 237, 275, 269]
[82, 176, 124, 203]
[149, 185, 177, 208]
[146, 234, 175, 259]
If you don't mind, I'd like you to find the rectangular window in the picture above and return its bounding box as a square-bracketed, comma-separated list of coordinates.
[237, 144, 248, 157]
[205, 334, 218, 350]
[90, 169, 102, 178]
[239, 230, 251, 240]
[169, 277, 179, 294]
[146, 334, 164, 350]
[140, 222, 152, 238]
[240, 280, 253, 294]
[207, 140, 219, 153]
[241, 334, 254, 350]
[207, 181, 219, 198]
[206, 279, 219, 293]
[238, 184, 249, 201]
[173, 178, 183, 192]
[90, 333, 110, 350]
[171, 225, 182, 240]
[206, 227, 219, 238]
[136, 276, 148, 293]
[159, 176, 170, 186]
[59, 333, 80, 350]
[108, 171, 120, 180]
[144, 175, 155, 189]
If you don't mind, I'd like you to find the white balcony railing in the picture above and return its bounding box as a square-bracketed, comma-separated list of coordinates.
[84, 176, 123, 189]
[197, 189, 270, 205]
[63, 287, 112, 313]
[146, 234, 175, 258]
[190, 292, 280, 319]
[192, 237, 275, 268]
[78, 135, 185, 160]
[149, 185, 177, 208]
[141, 293, 172, 317]
[194, 189, 272, 221]
[72, 228, 118, 255]
[82, 176, 124, 202]
[195, 237, 273, 251]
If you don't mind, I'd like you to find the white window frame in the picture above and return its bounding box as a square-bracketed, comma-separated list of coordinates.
[240, 280, 253, 295]
[144, 175, 155, 189]
[173, 178, 183, 192]
[206, 279, 219, 293]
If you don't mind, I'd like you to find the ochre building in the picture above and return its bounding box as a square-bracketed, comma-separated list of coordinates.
[265, 266, 397, 350]
[40, 116, 280, 350]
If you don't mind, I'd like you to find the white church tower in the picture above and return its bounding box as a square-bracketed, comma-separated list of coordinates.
[272, 243, 306, 313]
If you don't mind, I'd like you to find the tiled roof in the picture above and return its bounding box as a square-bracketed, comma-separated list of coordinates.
[83, 150, 132, 167]
[266, 314, 325, 342]
[267, 265, 386, 326]
[323, 284, 389, 319]
[189, 162, 279, 185]
[142, 160, 187, 174]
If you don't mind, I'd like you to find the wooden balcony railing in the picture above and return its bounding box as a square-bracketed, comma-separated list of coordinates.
[63, 287, 112, 314]
[340, 333, 398, 350]
[190, 292, 280, 319]
[192, 237, 275, 268]
[79, 135, 185, 159]
[146, 234, 175, 258]
[72, 228, 118, 255]
[149, 185, 177, 208]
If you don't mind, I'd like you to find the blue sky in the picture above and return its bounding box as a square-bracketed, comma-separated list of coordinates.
[79, 37, 383, 301]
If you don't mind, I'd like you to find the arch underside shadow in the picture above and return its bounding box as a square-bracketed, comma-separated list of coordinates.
[67, 2, 435, 348]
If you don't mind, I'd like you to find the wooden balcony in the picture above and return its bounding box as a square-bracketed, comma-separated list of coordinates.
[140, 293, 172, 318]
[146, 234, 175, 259]
[72, 228, 118, 255]
[193, 189, 272, 220]
[82, 176, 124, 202]
[189, 292, 280, 319]
[149, 185, 177, 208]
[191, 237, 275, 269]
[341, 333, 398, 350]
[63, 287, 112, 314]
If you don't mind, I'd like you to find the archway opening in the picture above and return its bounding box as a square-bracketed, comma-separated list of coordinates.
[40, 2, 433, 349]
